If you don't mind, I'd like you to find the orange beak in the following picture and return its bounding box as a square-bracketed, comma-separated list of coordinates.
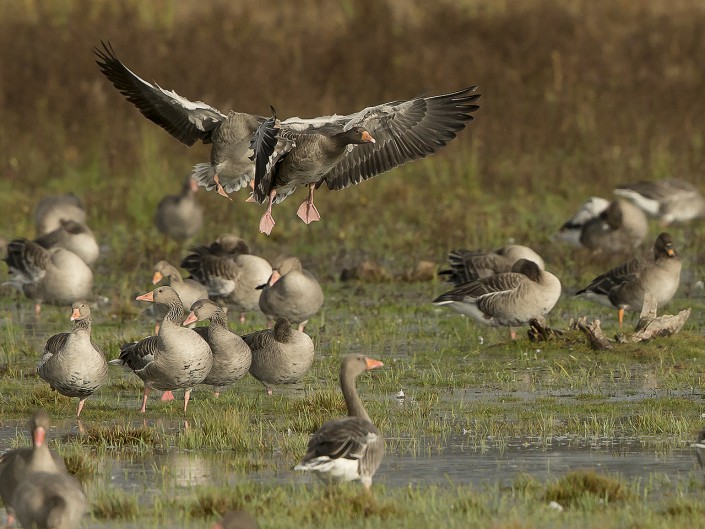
[361, 131, 376, 144]
[136, 291, 154, 302]
[70, 307, 81, 321]
[182, 312, 198, 326]
[268, 269, 282, 286]
[666, 248, 675, 257]
[152, 270, 163, 285]
[365, 357, 384, 370]
[33, 426, 46, 447]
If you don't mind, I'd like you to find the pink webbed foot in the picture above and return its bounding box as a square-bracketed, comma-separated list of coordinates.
[161, 390, 175, 402]
[296, 201, 321, 224]
[213, 174, 232, 201]
[259, 212, 276, 235]
[76, 398, 87, 418]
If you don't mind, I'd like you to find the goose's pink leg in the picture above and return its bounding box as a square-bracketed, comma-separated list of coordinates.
[76, 398, 87, 417]
[213, 174, 232, 200]
[297, 183, 321, 224]
[184, 389, 192, 412]
[140, 387, 151, 413]
[259, 190, 277, 235]
[161, 390, 175, 401]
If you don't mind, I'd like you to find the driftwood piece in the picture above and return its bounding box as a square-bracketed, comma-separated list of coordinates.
[527, 318, 563, 342]
[573, 317, 613, 350]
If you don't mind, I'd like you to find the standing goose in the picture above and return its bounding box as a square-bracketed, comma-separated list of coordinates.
[35, 194, 86, 236]
[554, 196, 610, 246]
[295, 354, 384, 489]
[34, 219, 100, 266]
[615, 178, 705, 224]
[94, 43, 480, 233]
[576, 232, 681, 328]
[154, 177, 204, 241]
[242, 318, 314, 395]
[0, 410, 66, 527]
[151, 260, 208, 331]
[2, 239, 93, 314]
[37, 301, 108, 417]
[258, 256, 323, 332]
[12, 469, 87, 529]
[132, 286, 212, 412]
[183, 299, 252, 397]
[439, 244, 545, 286]
[577, 199, 648, 254]
[181, 234, 272, 322]
[433, 259, 562, 339]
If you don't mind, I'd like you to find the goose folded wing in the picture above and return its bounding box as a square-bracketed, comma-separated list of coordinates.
[303, 417, 378, 462]
[94, 41, 226, 146]
[321, 86, 480, 190]
[4, 239, 50, 281]
[118, 337, 159, 371]
[577, 258, 641, 296]
[434, 272, 526, 303]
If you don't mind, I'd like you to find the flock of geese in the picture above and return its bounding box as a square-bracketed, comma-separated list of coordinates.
[0, 39, 704, 529]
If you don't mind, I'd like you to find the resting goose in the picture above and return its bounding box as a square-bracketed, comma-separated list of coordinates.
[295, 354, 384, 489]
[615, 178, 705, 224]
[433, 259, 561, 339]
[131, 286, 212, 412]
[151, 260, 208, 330]
[257, 256, 323, 332]
[575, 232, 681, 328]
[554, 196, 610, 246]
[94, 42, 480, 234]
[2, 239, 93, 314]
[154, 177, 204, 241]
[181, 234, 272, 322]
[37, 301, 108, 417]
[35, 194, 86, 236]
[578, 199, 648, 253]
[438, 244, 545, 286]
[242, 317, 314, 395]
[34, 219, 100, 266]
[0, 410, 66, 527]
[183, 299, 252, 397]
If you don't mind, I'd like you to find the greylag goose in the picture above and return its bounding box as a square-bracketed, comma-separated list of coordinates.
[151, 260, 208, 330]
[110, 338, 175, 404]
[132, 286, 212, 412]
[257, 256, 323, 332]
[554, 196, 610, 246]
[2, 239, 93, 314]
[577, 199, 648, 253]
[575, 232, 681, 328]
[433, 259, 562, 339]
[615, 178, 705, 224]
[183, 299, 252, 397]
[0, 410, 66, 527]
[37, 301, 108, 417]
[94, 42, 480, 233]
[154, 177, 204, 241]
[242, 317, 314, 395]
[211, 510, 259, 529]
[35, 194, 86, 236]
[181, 234, 272, 322]
[295, 354, 384, 489]
[12, 469, 87, 529]
[439, 244, 545, 286]
[34, 219, 100, 266]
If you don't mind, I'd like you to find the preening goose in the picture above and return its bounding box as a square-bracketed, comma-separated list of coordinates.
[577, 199, 648, 254]
[0, 410, 66, 527]
[439, 244, 545, 286]
[554, 196, 610, 246]
[433, 259, 561, 338]
[37, 301, 108, 417]
[94, 42, 480, 234]
[242, 317, 314, 395]
[154, 177, 204, 241]
[576, 232, 681, 328]
[257, 256, 323, 332]
[295, 354, 384, 489]
[35, 194, 86, 236]
[2, 239, 93, 314]
[183, 299, 252, 397]
[34, 219, 100, 266]
[615, 178, 705, 224]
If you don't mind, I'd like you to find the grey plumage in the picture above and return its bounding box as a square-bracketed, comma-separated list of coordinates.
[439, 244, 545, 286]
[615, 178, 705, 224]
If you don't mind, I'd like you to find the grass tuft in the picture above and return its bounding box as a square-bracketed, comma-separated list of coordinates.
[543, 469, 631, 508]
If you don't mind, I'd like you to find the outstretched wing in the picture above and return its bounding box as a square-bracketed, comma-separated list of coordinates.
[94, 41, 226, 146]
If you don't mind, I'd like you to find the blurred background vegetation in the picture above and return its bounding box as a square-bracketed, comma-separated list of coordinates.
[1, 0, 704, 293]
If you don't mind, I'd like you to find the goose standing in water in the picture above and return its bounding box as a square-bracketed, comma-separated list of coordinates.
[439, 244, 545, 286]
[37, 301, 108, 417]
[242, 318, 314, 395]
[183, 299, 252, 397]
[154, 177, 204, 241]
[433, 259, 562, 339]
[258, 256, 323, 332]
[295, 354, 384, 489]
[0, 410, 66, 526]
[576, 232, 681, 328]
[615, 178, 705, 224]
[94, 42, 480, 234]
